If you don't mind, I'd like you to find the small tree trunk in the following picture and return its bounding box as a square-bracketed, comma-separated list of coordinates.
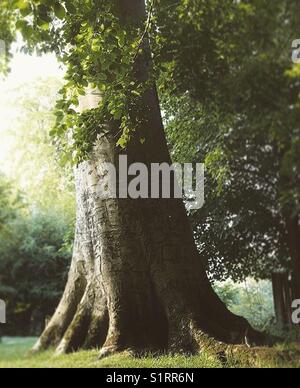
[271, 272, 293, 329]
[286, 216, 300, 301]
[33, 0, 269, 357]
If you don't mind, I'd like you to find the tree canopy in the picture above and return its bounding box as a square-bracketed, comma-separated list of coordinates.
[155, 0, 300, 281]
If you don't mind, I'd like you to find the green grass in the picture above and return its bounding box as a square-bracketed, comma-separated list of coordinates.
[0, 337, 300, 368]
[0, 337, 222, 368]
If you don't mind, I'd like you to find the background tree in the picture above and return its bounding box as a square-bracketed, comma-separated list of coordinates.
[0, 174, 21, 340]
[1, 77, 75, 213]
[154, 0, 300, 327]
[0, 77, 74, 336]
[0, 175, 22, 231]
[0, 208, 71, 336]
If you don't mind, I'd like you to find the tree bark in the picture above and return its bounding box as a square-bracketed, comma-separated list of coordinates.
[33, 0, 269, 357]
[271, 272, 293, 329]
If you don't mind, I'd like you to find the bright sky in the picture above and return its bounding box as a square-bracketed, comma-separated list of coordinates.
[0, 42, 63, 174]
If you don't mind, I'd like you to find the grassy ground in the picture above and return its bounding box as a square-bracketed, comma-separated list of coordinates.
[0, 337, 300, 368]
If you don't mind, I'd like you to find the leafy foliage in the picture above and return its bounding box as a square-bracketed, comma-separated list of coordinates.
[0, 0, 156, 163]
[2, 77, 75, 212]
[0, 78, 74, 335]
[157, 0, 300, 281]
[0, 204, 71, 335]
[214, 279, 275, 330]
[0, 1, 15, 73]
[0, 175, 23, 232]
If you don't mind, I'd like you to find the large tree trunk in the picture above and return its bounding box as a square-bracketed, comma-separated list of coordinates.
[33, 0, 268, 357]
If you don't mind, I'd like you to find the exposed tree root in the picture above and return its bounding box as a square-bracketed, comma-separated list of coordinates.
[32, 273, 281, 362]
[31, 253, 86, 353]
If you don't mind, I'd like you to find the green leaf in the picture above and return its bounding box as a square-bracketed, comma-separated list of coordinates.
[37, 4, 52, 23]
[117, 135, 127, 148]
[19, 2, 32, 17]
[65, 0, 76, 14]
[53, 3, 66, 20]
[15, 0, 29, 10]
[16, 19, 29, 31]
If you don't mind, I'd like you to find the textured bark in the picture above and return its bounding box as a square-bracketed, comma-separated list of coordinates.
[33, 132, 267, 356]
[33, 0, 271, 357]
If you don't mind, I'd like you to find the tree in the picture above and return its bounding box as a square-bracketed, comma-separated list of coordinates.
[155, 0, 300, 327]
[161, 92, 295, 329]
[0, 208, 71, 336]
[0, 77, 75, 336]
[0, 174, 22, 230]
[1, 77, 75, 213]
[1, 0, 272, 357]
[162, 95, 290, 281]
[0, 174, 23, 338]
